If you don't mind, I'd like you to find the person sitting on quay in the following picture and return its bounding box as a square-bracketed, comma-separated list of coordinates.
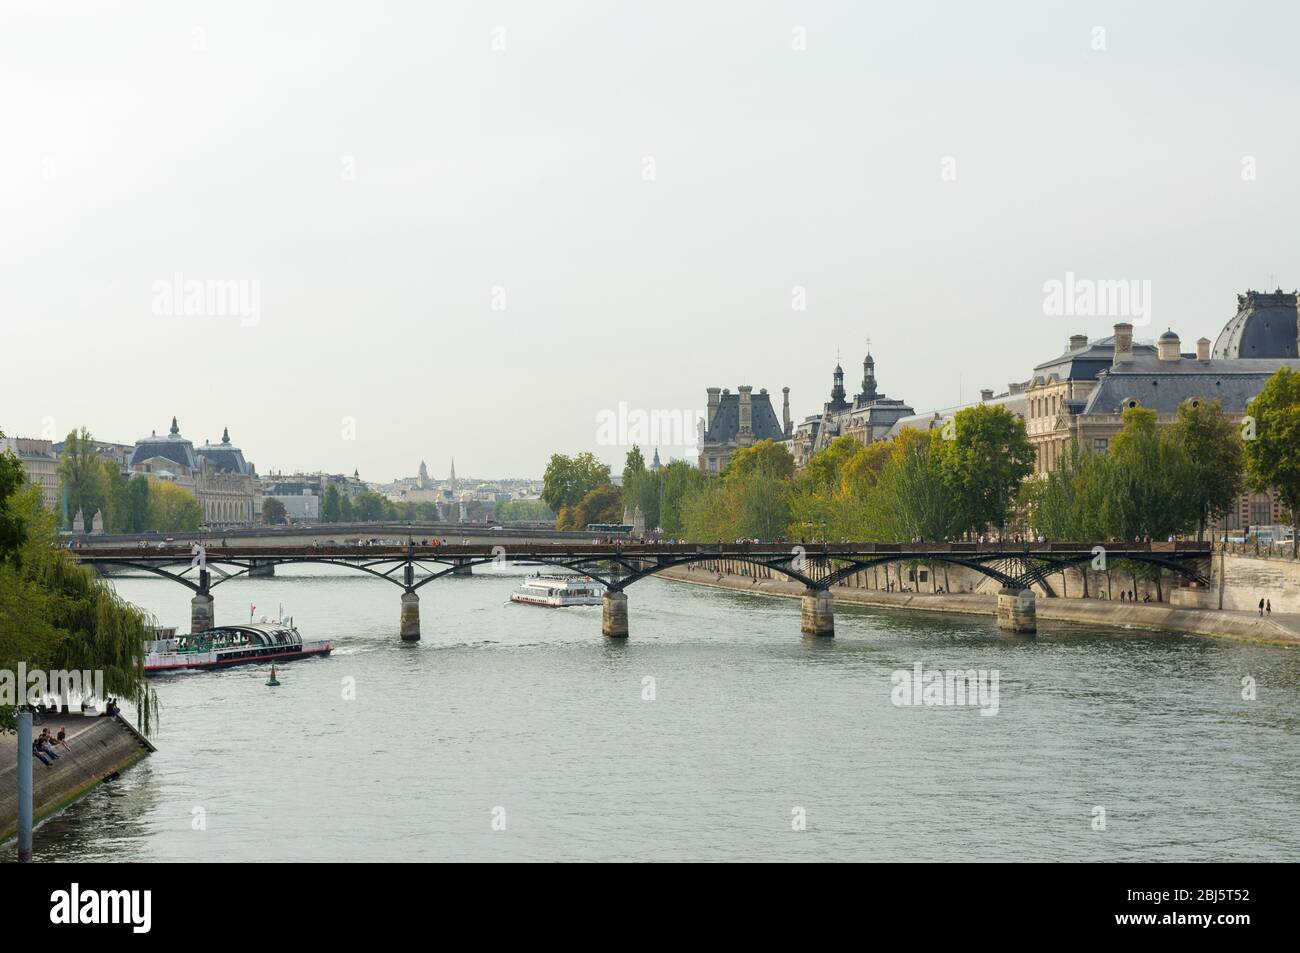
[55, 727, 72, 751]
[33, 734, 58, 766]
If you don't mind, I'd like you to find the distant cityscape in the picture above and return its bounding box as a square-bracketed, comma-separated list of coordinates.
[3, 287, 1298, 535]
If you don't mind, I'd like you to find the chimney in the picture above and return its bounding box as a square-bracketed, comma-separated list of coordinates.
[737, 385, 753, 438]
[782, 386, 792, 437]
[706, 387, 721, 429]
[1196, 337, 1210, 362]
[1157, 330, 1181, 362]
[980, 388, 994, 401]
[1112, 323, 1134, 365]
[1069, 334, 1088, 351]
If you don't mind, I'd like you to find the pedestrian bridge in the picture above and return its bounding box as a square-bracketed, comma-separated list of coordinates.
[75, 540, 1213, 639]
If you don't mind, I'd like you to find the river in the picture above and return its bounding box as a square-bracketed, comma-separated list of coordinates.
[19, 564, 1300, 862]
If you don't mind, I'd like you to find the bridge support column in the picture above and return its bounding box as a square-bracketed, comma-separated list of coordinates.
[191, 592, 214, 633]
[602, 590, 629, 638]
[997, 587, 1036, 634]
[800, 588, 834, 637]
[400, 590, 421, 641]
[451, 558, 473, 576]
[248, 559, 275, 578]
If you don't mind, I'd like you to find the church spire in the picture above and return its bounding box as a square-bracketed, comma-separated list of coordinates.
[169, 416, 179, 436]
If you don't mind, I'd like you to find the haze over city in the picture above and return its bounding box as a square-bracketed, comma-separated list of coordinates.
[4, 0, 1300, 480]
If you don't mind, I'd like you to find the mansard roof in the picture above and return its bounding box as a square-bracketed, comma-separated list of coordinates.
[704, 390, 786, 444]
[1080, 352, 1300, 415]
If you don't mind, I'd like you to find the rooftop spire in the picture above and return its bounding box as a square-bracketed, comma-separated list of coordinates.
[169, 416, 179, 435]
[221, 426, 231, 444]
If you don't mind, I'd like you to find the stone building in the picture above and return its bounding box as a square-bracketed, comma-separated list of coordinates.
[129, 419, 262, 526]
[790, 350, 915, 468]
[0, 436, 59, 510]
[698, 386, 789, 474]
[1029, 293, 1300, 531]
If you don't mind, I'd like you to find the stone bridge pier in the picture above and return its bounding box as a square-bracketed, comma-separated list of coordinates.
[400, 591, 421, 641]
[191, 570, 213, 633]
[801, 588, 834, 637]
[602, 590, 629, 638]
[996, 587, 1037, 633]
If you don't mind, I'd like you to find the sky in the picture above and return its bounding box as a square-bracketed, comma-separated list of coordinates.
[3, 0, 1300, 481]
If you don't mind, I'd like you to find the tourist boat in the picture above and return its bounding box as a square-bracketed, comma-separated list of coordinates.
[510, 573, 604, 607]
[144, 620, 331, 674]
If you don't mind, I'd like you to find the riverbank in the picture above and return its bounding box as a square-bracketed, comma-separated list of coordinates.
[656, 565, 1300, 647]
[0, 713, 155, 844]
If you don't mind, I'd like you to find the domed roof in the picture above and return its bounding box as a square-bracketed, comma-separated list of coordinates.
[1159, 328, 1179, 340]
[129, 417, 198, 470]
[1213, 289, 1299, 359]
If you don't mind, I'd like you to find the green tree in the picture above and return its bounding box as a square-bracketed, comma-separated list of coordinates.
[58, 428, 106, 530]
[350, 491, 389, 522]
[263, 498, 288, 525]
[320, 484, 342, 523]
[1166, 399, 1245, 541]
[493, 499, 555, 523]
[569, 485, 624, 530]
[873, 431, 962, 541]
[658, 459, 704, 537]
[542, 452, 611, 514]
[126, 474, 151, 533]
[339, 493, 354, 522]
[146, 481, 202, 532]
[1243, 367, 1300, 556]
[936, 404, 1035, 537]
[1, 455, 157, 734]
[721, 440, 795, 484]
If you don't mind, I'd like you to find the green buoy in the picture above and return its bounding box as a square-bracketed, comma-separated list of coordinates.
[266, 664, 280, 687]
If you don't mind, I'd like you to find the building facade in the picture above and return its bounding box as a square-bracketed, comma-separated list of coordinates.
[698, 386, 790, 474]
[1030, 292, 1300, 532]
[790, 350, 915, 468]
[0, 436, 59, 511]
[129, 419, 262, 526]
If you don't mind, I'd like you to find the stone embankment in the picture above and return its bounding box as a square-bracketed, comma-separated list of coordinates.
[656, 564, 1300, 647]
[0, 712, 155, 843]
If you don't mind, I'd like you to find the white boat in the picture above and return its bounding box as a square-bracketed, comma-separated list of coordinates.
[510, 573, 604, 607]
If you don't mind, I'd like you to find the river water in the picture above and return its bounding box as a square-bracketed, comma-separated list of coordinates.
[14, 565, 1300, 862]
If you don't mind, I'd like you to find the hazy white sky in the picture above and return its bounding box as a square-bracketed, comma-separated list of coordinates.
[3, 0, 1299, 480]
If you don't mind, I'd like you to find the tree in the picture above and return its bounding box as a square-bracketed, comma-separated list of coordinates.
[350, 491, 389, 522]
[569, 485, 623, 530]
[493, 499, 555, 523]
[1104, 407, 1199, 541]
[58, 428, 106, 529]
[0, 432, 28, 556]
[99, 460, 132, 534]
[936, 404, 1035, 537]
[339, 493, 354, 522]
[146, 481, 202, 532]
[873, 431, 962, 541]
[542, 453, 611, 514]
[722, 440, 794, 484]
[1166, 399, 1244, 541]
[320, 484, 342, 523]
[126, 474, 151, 534]
[658, 459, 704, 536]
[1243, 367, 1300, 557]
[1, 450, 157, 734]
[262, 498, 288, 525]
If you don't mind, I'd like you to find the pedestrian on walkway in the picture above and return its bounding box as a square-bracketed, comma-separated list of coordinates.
[1259, 597, 1265, 617]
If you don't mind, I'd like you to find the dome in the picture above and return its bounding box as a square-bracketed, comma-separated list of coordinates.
[1213, 289, 1299, 359]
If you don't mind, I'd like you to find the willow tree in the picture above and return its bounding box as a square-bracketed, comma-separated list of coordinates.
[1, 441, 157, 734]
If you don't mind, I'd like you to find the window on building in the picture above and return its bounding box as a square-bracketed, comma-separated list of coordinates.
[1093, 438, 1108, 452]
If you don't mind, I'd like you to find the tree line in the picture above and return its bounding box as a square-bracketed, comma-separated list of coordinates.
[539, 367, 1300, 554]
